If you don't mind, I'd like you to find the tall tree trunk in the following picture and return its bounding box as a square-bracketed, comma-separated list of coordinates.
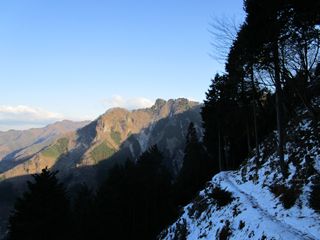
[246, 120, 252, 153]
[253, 101, 260, 163]
[218, 128, 222, 172]
[250, 66, 260, 166]
[223, 136, 230, 170]
[273, 42, 286, 176]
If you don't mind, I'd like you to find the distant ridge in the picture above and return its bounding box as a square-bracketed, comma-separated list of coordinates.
[0, 98, 202, 183]
[0, 120, 90, 173]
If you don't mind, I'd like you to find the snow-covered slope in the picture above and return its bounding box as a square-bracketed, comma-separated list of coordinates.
[160, 109, 320, 239]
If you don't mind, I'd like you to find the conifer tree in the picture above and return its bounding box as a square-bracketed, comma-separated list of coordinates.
[131, 145, 175, 239]
[95, 146, 175, 239]
[8, 168, 69, 240]
[176, 123, 209, 205]
[71, 184, 95, 240]
[310, 176, 320, 212]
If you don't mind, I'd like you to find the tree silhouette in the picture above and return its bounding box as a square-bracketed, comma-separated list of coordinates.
[95, 145, 176, 239]
[70, 183, 95, 240]
[8, 168, 69, 240]
[243, 0, 320, 175]
[175, 122, 210, 205]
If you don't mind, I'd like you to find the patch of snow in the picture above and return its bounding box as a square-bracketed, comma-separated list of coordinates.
[299, 120, 312, 131]
[160, 110, 320, 240]
[166, 138, 179, 155]
[314, 156, 320, 173]
[128, 143, 135, 158]
[136, 124, 154, 152]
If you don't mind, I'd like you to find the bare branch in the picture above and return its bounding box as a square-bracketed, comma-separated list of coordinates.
[208, 16, 241, 63]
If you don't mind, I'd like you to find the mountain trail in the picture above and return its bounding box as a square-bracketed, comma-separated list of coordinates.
[222, 172, 316, 240]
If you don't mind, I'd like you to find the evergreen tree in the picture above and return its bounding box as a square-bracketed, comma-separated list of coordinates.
[176, 123, 209, 205]
[71, 184, 95, 240]
[202, 74, 230, 172]
[241, 0, 320, 175]
[8, 168, 69, 240]
[244, 0, 290, 176]
[133, 145, 176, 239]
[94, 163, 129, 239]
[95, 146, 176, 240]
[309, 175, 320, 212]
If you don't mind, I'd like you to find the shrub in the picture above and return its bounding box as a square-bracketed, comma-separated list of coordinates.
[173, 219, 188, 240]
[188, 195, 208, 219]
[219, 220, 232, 240]
[238, 221, 245, 230]
[232, 205, 240, 217]
[281, 187, 301, 209]
[261, 234, 267, 240]
[209, 187, 234, 207]
[305, 155, 316, 179]
[270, 184, 287, 197]
[270, 184, 301, 209]
[309, 176, 320, 212]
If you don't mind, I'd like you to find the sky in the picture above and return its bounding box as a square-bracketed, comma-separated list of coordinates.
[0, 0, 245, 131]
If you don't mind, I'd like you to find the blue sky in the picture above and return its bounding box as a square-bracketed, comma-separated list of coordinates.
[0, 0, 244, 130]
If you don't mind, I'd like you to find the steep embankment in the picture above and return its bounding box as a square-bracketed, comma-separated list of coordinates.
[160, 107, 320, 239]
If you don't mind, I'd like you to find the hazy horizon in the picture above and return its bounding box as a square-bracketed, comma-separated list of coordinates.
[0, 97, 201, 131]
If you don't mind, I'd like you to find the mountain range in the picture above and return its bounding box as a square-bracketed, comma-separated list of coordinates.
[0, 120, 89, 174]
[0, 98, 201, 185]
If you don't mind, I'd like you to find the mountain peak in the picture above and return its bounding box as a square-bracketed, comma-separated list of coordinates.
[152, 98, 199, 109]
[105, 107, 130, 114]
[154, 98, 167, 107]
[169, 98, 198, 105]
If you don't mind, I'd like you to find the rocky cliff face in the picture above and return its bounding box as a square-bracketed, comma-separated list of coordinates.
[0, 98, 202, 183]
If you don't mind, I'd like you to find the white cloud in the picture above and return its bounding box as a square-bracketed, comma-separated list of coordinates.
[102, 95, 154, 110]
[0, 105, 64, 131]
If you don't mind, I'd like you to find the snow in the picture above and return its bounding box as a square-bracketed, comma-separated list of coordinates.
[136, 125, 154, 152]
[128, 143, 135, 158]
[160, 111, 320, 240]
[161, 170, 320, 239]
[315, 156, 320, 172]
